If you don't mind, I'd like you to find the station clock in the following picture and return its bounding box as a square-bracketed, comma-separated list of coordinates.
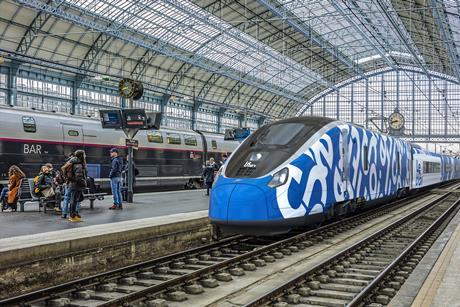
[118, 78, 144, 100]
[388, 111, 405, 131]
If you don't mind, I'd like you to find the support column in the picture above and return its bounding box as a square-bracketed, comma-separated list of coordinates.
[160, 94, 169, 126]
[257, 116, 266, 128]
[72, 75, 83, 115]
[412, 72, 415, 136]
[7, 62, 20, 106]
[428, 78, 432, 139]
[336, 90, 340, 120]
[444, 80, 448, 136]
[191, 100, 202, 130]
[381, 74, 385, 131]
[396, 70, 400, 109]
[217, 107, 226, 133]
[350, 82, 354, 123]
[365, 79, 369, 129]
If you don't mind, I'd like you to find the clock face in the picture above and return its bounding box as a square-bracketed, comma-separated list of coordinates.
[119, 78, 135, 98]
[388, 112, 405, 130]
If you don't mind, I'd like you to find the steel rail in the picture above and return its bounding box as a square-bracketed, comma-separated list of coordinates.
[244, 188, 457, 306]
[97, 189, 451, 306]
[2, 182, 457, 306]
[348, 195, 460, 306]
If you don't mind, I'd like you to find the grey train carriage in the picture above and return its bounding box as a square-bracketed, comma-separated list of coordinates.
[0, 107, 238, 191]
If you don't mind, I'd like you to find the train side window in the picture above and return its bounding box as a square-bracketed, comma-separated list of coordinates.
[147, 131, 163, 143]
[184, 135, 197, 146]
[68, 130, 79, 137]
[396, 151, 400, 171]
[22, 116, 36, 133]
[211, 140, 217, 149]
[166, 133, 181, 145]
[423, 161, 441, 173]
[363, 145, 368, 171]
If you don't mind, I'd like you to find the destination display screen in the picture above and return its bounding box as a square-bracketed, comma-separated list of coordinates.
[100, 110, 122, 129]
[122, 109, 147, 128]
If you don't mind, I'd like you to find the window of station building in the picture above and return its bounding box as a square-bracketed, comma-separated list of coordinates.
[363, 145, 368, 171]
[184, 135, 197, 146]
[68, 130, 79, 137]
[166, 133, 181, 145]
[22, 116, 36, 133]
[0, 91, 6, 105]
[211, 140, 217, 149]
[0, 74, 6, 88]
[423, 161, 441, 173]
[147, 131, 163, 143]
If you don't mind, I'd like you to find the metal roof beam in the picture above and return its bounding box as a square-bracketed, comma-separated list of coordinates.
[428, 0, 460, 81]
[16, 0, 307, 105]
[331, 0, 397, 70]
[257, 0, 366, 78]
[375, 0, 430, 76]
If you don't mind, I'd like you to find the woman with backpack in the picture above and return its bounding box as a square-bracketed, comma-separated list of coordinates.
[61, 149, 87, 222]
[1, 165, 26, 212]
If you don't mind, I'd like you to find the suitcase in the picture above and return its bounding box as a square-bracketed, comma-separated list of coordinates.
[121, 187, 128, 202]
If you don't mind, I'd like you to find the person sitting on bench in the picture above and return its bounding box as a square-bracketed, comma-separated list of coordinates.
[2, 165, 26, 212]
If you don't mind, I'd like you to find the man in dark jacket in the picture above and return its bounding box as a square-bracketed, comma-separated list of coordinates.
[109, 148, 124, 210]
[62, 149, 87, 222]
[202, 157, 219, 196]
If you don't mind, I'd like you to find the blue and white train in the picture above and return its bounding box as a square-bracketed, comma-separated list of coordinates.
[209, 116, 460, 235]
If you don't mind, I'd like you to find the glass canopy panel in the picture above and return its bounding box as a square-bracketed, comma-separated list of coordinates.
[66, 0, 323, 92]
[444, 0, 460, 59]
[279, 0, 408, 61]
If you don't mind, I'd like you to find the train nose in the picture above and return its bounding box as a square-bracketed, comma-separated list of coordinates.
[209, 183, 268, 222]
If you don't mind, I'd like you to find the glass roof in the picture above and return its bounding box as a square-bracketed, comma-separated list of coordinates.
[444, 0, 460, 59]
[67, 0, 325, 92]
[278, 0, 411, 63]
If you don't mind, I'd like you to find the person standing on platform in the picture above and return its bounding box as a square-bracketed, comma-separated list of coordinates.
[109, 148, 124, 210]
[202, 157, 219, 196]
[63, 150, 87, 222]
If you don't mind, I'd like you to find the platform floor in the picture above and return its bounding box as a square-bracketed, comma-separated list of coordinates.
[0, 189, 210, 239]
[390, 206, 460, 307]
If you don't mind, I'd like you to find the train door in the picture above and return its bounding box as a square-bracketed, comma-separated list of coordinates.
[62, 124, 84, 149]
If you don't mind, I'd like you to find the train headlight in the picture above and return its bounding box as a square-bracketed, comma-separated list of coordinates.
[268, 167, 289, 188]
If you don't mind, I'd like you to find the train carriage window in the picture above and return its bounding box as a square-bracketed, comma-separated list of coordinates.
[166, 133, 181, 145]
[211, 140, 217, 150]
[184, 135, 197, 146]
[446, 164, 452, 172]
[396, 151, 400, 171]
[22, 116, 36, 133]
[147, 131, 163, 143]
[363, 145, 368, 171]
[68, 130, 79, 137]
[423, 161, 441, 173]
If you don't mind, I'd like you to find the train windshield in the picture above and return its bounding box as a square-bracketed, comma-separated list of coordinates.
[257, 123, 305, 146]
[225, 117, 333, 178]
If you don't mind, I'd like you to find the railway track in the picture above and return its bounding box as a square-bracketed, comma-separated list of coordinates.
[2, 183, 458, 307]
[246, 191, 460, 307]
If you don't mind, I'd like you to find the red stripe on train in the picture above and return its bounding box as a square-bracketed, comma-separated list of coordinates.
[0, 137, 228, 153]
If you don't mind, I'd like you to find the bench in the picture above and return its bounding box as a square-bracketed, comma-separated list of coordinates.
[22, 179, 58, 213]
[12, 179, 106, 212]
[82, 190, 107, 209]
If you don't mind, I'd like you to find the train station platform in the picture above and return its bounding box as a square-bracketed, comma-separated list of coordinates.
[390, 206, 460, 306]
[0, 189, 210, 239]
[0, 191, 212, 299]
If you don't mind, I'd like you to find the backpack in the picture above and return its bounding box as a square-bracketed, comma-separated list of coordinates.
[61, 162, 74, 182]
[33, 175, 41, 194]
